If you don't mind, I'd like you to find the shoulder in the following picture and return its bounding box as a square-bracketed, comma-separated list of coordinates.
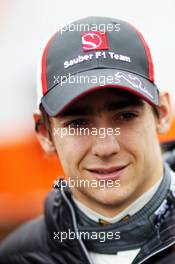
[0, 216, 48, 261]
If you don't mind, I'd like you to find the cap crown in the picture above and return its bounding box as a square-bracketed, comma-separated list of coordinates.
[41, 17, 154, 96]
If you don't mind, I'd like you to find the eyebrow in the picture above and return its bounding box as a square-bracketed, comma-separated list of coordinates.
[58, 98, 145, 117]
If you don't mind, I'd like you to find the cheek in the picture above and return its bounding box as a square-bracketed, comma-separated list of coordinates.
[54, 136, 90, 174]
[119, 119, 157, 162]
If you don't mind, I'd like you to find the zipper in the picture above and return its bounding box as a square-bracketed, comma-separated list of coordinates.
[134, 240, 175, 264]
[61, 188, 94, 264]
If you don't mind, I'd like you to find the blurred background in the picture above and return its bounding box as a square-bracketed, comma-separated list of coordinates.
[0, 0, 175, 241]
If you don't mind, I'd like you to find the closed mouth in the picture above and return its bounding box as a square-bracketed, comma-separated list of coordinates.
[88, 165, 127, 174]
[86, 165, 128, 179]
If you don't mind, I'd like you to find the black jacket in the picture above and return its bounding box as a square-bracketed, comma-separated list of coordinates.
[1, 168, 175, 264]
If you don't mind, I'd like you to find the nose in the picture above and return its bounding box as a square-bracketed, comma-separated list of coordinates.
[91, 131, 120, 159]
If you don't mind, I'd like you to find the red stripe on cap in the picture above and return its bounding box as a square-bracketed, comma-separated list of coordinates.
[134, 27, 154, 82]
[41, 32, 58, 95]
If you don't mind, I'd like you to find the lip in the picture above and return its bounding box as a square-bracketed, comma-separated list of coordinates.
[87, 165, 128, 181]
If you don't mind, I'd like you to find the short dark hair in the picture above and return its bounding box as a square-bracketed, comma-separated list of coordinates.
[35, 103, 53, 140]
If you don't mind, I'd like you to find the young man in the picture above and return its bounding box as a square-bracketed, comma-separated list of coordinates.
[0, 16, 175, 264]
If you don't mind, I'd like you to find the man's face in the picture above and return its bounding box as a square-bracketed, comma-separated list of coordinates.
[50, 89, 163, 213]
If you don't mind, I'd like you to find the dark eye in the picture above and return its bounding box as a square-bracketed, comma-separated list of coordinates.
[64, 119, 89, 128]
[117, 112, 138, 121]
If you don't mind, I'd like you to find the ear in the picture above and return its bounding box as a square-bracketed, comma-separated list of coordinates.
[33, 109, 56, 154]
[156, 91, 172, 134]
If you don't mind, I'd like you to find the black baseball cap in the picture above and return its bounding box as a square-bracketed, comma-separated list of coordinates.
[37, 16, 159, 116]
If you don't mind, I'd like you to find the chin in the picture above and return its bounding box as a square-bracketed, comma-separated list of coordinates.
[88, 187, 131, 206]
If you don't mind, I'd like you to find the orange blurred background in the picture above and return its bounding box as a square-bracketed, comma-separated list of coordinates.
[0, 132, 64, 241]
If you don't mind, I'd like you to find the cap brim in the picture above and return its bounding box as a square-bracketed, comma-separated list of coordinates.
[41, 68, 159, 116]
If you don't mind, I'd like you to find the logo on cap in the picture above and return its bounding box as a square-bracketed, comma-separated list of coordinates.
[82, 31, 108, 51]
